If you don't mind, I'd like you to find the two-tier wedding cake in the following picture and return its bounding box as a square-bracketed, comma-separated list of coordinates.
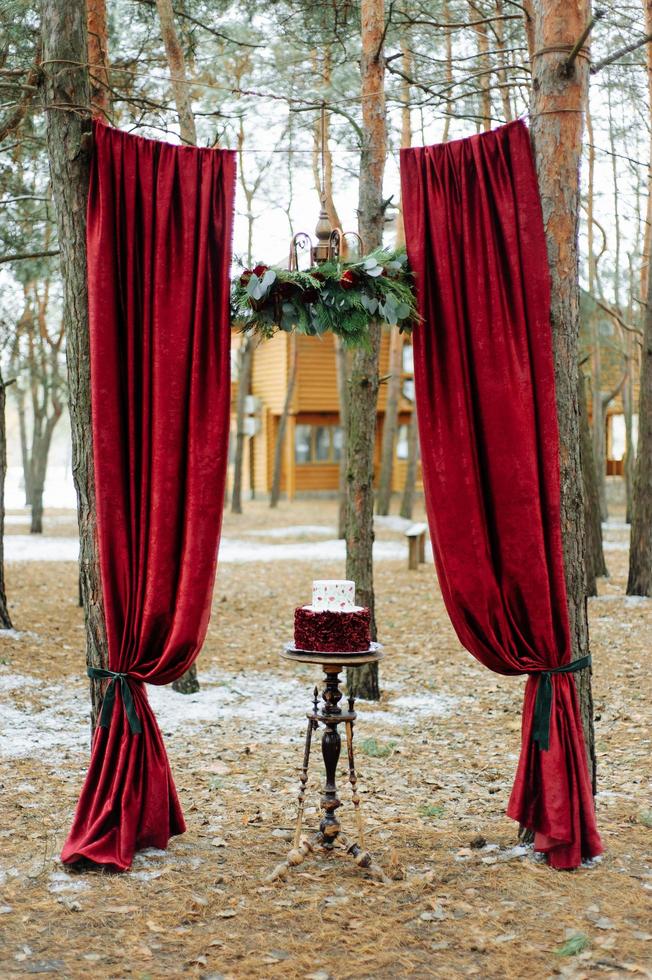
[294, 579, 371, 653]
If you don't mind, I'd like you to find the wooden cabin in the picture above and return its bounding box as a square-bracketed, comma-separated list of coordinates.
[229, 330, 421, 499]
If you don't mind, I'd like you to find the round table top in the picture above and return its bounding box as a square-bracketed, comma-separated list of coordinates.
[282, 641, 384, 667]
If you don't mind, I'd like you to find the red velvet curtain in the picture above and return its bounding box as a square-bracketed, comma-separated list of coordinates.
[61, 122, 235, 871]
[400, 121, 602, 869]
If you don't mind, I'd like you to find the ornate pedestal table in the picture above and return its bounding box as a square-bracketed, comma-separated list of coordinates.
[268, 643, 387, 882]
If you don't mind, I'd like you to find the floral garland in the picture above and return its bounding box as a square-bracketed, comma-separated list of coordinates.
[231, 248, 419, 348]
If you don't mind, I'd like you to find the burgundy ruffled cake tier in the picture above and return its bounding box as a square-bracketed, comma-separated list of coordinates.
[294, 606, 371, 653]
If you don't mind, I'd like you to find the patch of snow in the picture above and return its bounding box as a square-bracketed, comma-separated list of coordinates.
[602, 520, 629, 531]
[0, 629, 27, 641]
[3, 536, 79, 563]
[244, 525, 336, 538]
[4, 466, 76, 510]
[217, 537, 413, 563]
[5, 513, 77, 527]
[624, 595, 649, 607]
[47, 872, 90, 894]
[0, 667, 455, 764]
[1, 534, 418, 565]
[383, 692, 457, 718]
[0, 685, 88, 760]
[374, 515, 415, 532]
[0, 672, 42, 692]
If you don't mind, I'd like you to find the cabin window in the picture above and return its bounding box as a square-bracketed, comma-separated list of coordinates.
[397, 423, 420, 461]
[402, 344, 414, 374]
[295, 424, 343, 463]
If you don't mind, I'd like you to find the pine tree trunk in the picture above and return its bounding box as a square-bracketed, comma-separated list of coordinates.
[87, 0, 110, 117]
[627, 250, 652, 594]
[335, 337, 349, 539]
[346, 0, 387, 701]
[231, 335, 254, 515]
[155, 0, 196, 145]
[399, 408, 419, 520]
[376, 330, 403, 515]
[623, 341, 634, 523]
[0, 372, 13, 630]
[41, 0, 108, 730]
[16, 387, 32, 506]
[627, 0, 652, 595]
[530, 0, 596, 783]
[270, 338, 297, 508]
[590, 316, 609, 521]
[580, 371, 607, 595]
[29, 412, 61, 534]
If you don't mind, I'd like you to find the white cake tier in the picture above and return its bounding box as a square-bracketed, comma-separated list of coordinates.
[311, 579, 356, 611]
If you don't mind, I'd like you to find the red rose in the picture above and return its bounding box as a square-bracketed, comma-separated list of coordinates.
[239, 269, 253, 287]
[340, 269, 357, 290]
[279, 280, 297, 298]
[253, 263, 269, 277]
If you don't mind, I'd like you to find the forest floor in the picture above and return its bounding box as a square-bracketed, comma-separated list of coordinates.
[0, 498, 650, 980]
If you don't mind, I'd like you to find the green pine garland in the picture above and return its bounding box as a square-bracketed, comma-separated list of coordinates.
[231, 248, 419, 348]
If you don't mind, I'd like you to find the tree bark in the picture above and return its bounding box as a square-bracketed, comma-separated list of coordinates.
[335, 337, 349, 539]
[376, 330, 404, 515]
[586, 108, 608, 521]
[628, 241, 652, 594]
[400, 407, 419, 520]
[86, 0, 110, 118]
[579, 371, 607, 595]
[627, 0, 652, 595]
[346, 0, 387, 701]
[155, 0, 196, 145]
[41, 0, 108, 730]
[15, 383, 32, 506]
[231, 334, 254, 514]
[530, 0, 596, 783]
[270, 338, 297, 508]
[0, 371, 13, 630]
[623, 335, 635, 523]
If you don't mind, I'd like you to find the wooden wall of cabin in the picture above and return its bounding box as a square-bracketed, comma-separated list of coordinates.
[234, 328, 421, 498]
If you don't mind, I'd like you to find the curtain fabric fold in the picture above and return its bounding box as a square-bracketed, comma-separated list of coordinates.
[400, 120, 602, 869]
[62, 122, 236, 871]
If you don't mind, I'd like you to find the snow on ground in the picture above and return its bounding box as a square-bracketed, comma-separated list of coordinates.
[2, 533, 430, 564]
[3, 537, 80, 562]
[4, 466, 76, 510]
[244, 525, 337, 538]
[0, 666, 456, 763]
[374, 515, 415, 532]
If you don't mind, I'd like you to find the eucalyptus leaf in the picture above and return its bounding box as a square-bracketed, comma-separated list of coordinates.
[260, 269, 277, 290]
[245, 274, 261, 298]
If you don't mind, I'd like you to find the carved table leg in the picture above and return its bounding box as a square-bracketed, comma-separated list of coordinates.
[344, 697, 365, 850]
[293, 687, 319, 848]
[318, 666, 343, 847]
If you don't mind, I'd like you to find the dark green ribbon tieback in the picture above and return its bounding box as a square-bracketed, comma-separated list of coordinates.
[87, 667, 143, 735]
[531, 655, 591, 751]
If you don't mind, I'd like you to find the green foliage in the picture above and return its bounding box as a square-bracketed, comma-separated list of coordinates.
[359, 737, 397, 758]
[419, 804, 445, 819]
[554, 934, 590, 957]
[231, 248, 419, 349]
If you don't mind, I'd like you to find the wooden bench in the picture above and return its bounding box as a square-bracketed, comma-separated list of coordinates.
[405, 522, 428, 570]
